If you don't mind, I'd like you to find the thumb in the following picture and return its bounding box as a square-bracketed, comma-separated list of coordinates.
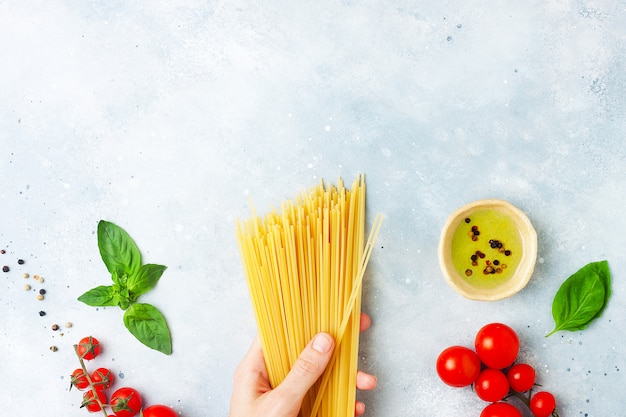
[272, 333, 335, 411]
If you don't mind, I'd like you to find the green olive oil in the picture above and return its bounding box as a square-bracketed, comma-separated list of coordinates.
[451, 209, 522, 289]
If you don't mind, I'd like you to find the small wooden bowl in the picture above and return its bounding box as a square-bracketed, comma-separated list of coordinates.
[438, 199, 538, 301]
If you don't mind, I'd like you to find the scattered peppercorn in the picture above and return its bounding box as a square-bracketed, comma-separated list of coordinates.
[465, 269, 473, 276]
[51, 324, 59, 331]
[39, 289, 46, 295]
[39, 311, 46, 316]
[37, 294, 44, 301]
[17, 259, 24, 265]
[465, 218, 471, 223]
[23, 273, 29, 278]
[0, 249, 5, 254]
[2, 265, 9, 272]
[50, 346, 58, 352]
[504, 250, 511, 256]
[65, 322, 73, 328]
[24, 284, 31, 291]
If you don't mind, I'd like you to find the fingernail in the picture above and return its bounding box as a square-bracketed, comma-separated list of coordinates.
[312, 333, 333, 353]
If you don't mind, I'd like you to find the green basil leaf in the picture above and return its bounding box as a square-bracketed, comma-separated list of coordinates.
[127, 264, 167, 300]
[547, 260, 611, 337]
[123, 303, 172, 355]
[98, 220, 142, 278]
[77, 285, 119, 307]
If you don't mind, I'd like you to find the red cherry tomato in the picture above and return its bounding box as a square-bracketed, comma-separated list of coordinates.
[480, 402, 522, 417]
[70, 368, 89, 391]
[77, 336, 102, 360]
[530, 391, 557, 417]
[111, 387, 143, 417]
[507, 363, 536, 393]
[82, 389, 107, 413]
[91, 367, 115, 391]
[436, 346, 481, 387]
[142, 404, 178, 417]
[474, 323, 519, 369]
[474, 368, 510, 402]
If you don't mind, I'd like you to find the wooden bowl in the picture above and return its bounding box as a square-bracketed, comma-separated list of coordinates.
[438, 199, 538, 301]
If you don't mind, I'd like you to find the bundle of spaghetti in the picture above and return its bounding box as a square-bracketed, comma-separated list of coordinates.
[235, 175, 382, 417]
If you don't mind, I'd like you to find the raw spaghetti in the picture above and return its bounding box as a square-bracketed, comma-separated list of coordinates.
[236, 175, 382, 417]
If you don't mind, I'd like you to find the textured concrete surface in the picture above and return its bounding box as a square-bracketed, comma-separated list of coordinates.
[1, 1, 625, 416]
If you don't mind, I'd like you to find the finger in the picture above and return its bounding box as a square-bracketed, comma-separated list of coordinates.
[355, 400, 366, 416]
[359, 312, 371, 333]
[356, 370, 377, 391]
[271, 333, 335, 411]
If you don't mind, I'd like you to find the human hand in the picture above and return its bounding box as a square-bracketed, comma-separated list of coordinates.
[229, 313, 377, 417]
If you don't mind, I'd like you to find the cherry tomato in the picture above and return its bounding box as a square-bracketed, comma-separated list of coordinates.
[142, 404, 178, 417]
[507, 363, 536, 393]
[91, 367, 115, 391]
[480, 402, 522, 417]
[436, 346, 481, 387]
[77, 336, 102, 360]
[70, 368, 89, 391]
[530, 391, 557, 417]
[474, 368, 510, 402]
[475, 323, 519, 369]
[111, 387, 143, 417]
[82, 389, 107, 413]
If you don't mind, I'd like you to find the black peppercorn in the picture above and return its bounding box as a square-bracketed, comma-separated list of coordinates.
[2, 265, 8, 272]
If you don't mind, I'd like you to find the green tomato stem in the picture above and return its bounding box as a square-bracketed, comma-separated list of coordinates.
[508, 388, 560, 417]
[74, 344, 110, 417]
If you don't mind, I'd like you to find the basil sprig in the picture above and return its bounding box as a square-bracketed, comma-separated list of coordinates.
[78, 220, 172, 354]
[546, 260, 611, 337]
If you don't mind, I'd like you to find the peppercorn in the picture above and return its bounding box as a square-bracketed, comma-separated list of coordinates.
[37, 294, 44, 301]
[50, 346, 58, 352]
[504, 250, 511, 256]
[493, 260, 500, 266]
[17, 259, 24, 265]
[0, 249, 5, 254]
[39, 289, 46, 295]
[51, 324, 59, 331]
[2, 265, 8, 272]
[464, 218, 471, 223]
[465, 269, 473, 276]
[39, 311, 46, 316]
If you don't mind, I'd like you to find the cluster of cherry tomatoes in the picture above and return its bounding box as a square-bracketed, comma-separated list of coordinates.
[436, 323, 559, 417]
[70, 336, 177, 417]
